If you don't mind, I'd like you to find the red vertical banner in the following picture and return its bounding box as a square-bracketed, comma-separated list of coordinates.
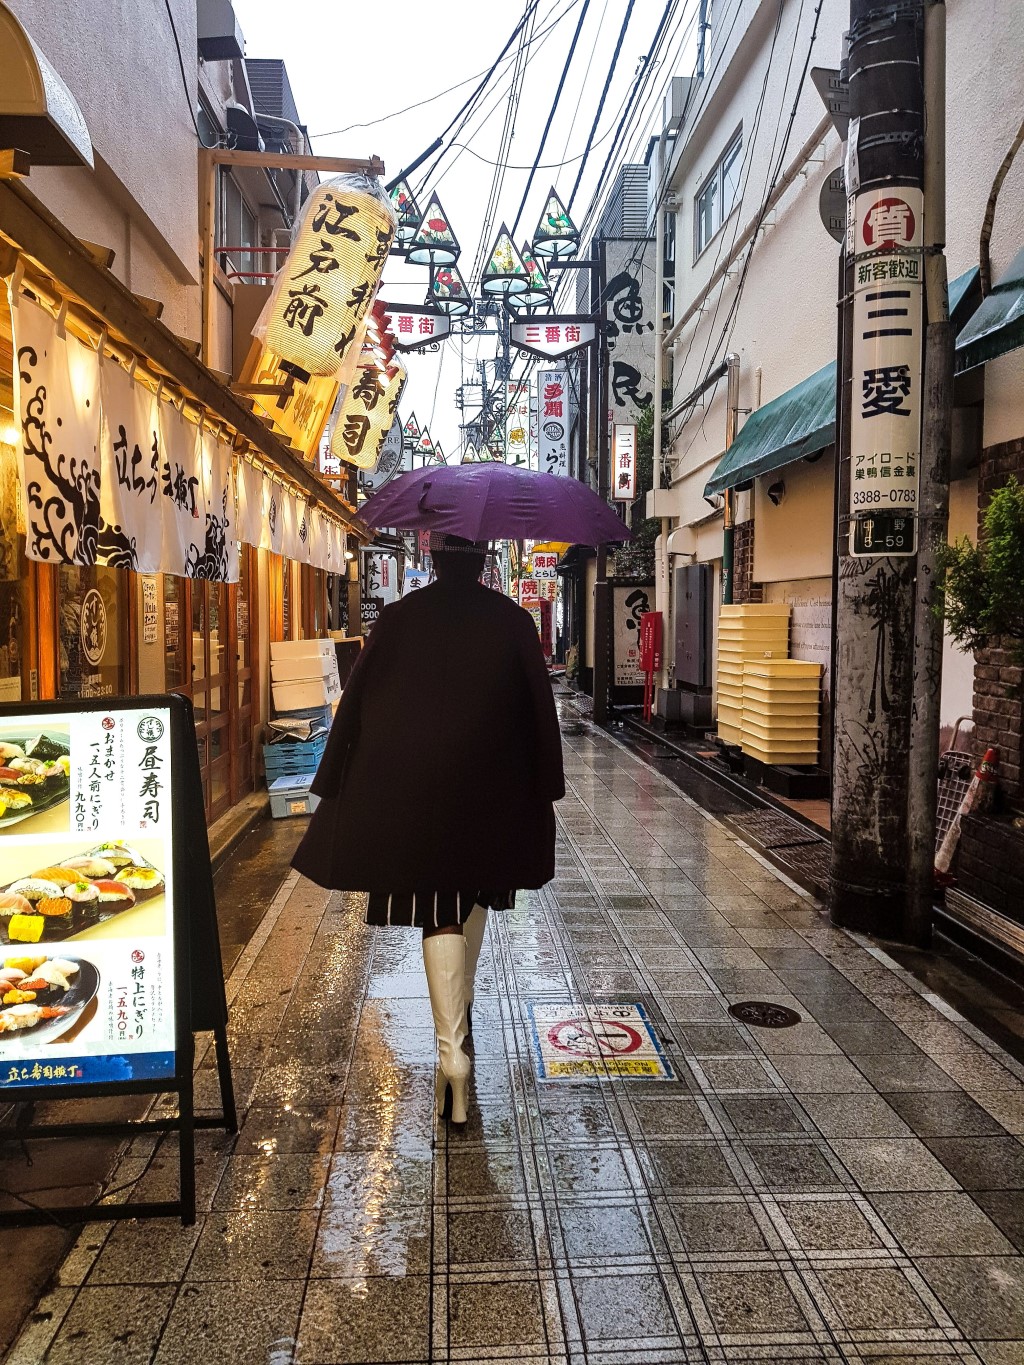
[539, 599, 554, 660]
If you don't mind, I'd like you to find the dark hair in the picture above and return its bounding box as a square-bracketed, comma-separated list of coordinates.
[432, 549, 487, 582]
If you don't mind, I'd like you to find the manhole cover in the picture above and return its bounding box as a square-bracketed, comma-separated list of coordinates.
[728, 1000, 802, 1029]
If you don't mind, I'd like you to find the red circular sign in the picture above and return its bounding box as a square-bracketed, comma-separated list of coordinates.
[547, 1018, 643, 1058]
[862, 197, 916, 249]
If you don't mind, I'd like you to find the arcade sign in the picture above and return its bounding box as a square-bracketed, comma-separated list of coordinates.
[378, 302, 451, 351]
[510, 314, 596, 360]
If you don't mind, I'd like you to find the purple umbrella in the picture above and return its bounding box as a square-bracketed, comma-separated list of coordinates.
[358, 463, 632, 544]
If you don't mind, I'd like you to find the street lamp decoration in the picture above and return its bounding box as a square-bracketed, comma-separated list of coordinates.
[262, 172, 397, 377]
[388, 178, 423, 249]
[416, 426, 435, 461]
[402, 411, 420, 445]
[405, 193, 460, 266]
[331, 356, 407, 470]
[429, 263, 472, 317]
[521, 242, 551, 303]
[481, 223, 528, 296]
[531, 187, 579, 262]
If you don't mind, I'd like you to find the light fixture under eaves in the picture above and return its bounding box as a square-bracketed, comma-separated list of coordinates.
[0, 2, 93, 167]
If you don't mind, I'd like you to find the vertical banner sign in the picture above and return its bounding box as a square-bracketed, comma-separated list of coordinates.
[537, 368, 569, 475]
[612, 424, 637, 501]
[612, 584, 652, 686]
[504, 382, 530, 465]
[849, 187, 923, 557]
[520, 577, 540, 609]
[0, 706, 176, 1088]
[533, 551, 558, 580]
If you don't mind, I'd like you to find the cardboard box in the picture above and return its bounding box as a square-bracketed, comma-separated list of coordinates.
[270, 638, 336, 664]
[270, 655, 341, 684]
[272, 675, 341, 711]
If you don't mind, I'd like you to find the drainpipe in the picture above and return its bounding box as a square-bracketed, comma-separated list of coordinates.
[653, 129, 671, 692]
[721, 352, 740, 604]
[255, 112, 307, 225]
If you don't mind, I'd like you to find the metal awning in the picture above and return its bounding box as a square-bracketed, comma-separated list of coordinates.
[703, 267, 981, 497]
[703, 362, 835, 497]
[955, 247, 1024, 374]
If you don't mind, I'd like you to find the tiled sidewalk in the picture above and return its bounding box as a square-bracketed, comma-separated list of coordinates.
[8, 728, 1024, 1364]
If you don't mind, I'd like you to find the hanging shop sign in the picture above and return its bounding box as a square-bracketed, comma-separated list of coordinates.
[612, 423, 637, 501]
[402, 567, 429, 596]
[0, 695, 235, 1228]
[330, 359, 407, 470]
[261, 172, 396, 378]
[519, 576, 540, 609]
[362, 418, 403, 494]
[378, 302, 450, 351]
[536, 367, 569, 475]
[849, 186, 923, 558]
[504, 381, 530, 465]
[533, 551, 558, 579]
[242, 344, 338, 459]
[510, 315, 596, 360]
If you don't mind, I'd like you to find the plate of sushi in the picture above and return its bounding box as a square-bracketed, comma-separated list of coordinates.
[0, 734, 72, 830]
[0, 841, 165, 945]
[0, 953, 99, 1044]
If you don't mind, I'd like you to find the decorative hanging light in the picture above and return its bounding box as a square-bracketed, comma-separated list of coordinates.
[429, 263, 472, 317]
[331, 357, 407, 470]
[531, 186, 579, 262]
[388, 178, 423, 249]
[402, 411, 420, 445]
[517, 241, 552, 306]
[461, 441, 480, 463]
[480, 223, 528, 296]
[406, 194, 460, 266]
[263, 171, 396, 376]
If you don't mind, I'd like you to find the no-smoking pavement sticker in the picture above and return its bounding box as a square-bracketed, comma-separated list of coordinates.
[526, 1003, 674, 1081]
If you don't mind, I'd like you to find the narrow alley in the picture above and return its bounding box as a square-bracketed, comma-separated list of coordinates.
[6, 728, 1024, 1364]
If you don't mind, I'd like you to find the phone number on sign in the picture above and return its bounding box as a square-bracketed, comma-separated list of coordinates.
[852, 488, 917, 506]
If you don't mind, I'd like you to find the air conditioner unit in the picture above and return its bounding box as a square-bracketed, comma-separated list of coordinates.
[663, 77, 694, 135]
[198, 0, 245, 62]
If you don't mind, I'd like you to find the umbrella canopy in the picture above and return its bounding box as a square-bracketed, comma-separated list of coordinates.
[358, 463, 631, 545]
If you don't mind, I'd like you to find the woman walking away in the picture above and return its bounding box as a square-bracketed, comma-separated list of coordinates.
[293, 534, 565, 1124]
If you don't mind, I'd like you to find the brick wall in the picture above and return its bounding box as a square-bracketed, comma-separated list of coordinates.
[733, 520, 763, 605]
[958, 812, 1024, 925]
[971, 435, 1024, 801]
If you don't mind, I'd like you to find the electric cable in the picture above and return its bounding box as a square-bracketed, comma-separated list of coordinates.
[510, 0, 592, 237]
[567, 0, 637, 212]
[163, 0, 219, 147]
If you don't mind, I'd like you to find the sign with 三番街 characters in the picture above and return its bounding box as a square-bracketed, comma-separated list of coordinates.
[612, 424, 637, 501]
[510, 316, 596, 359]
[0, 704, 177, 1091]
[379, 302, 450, 352]
[849, 186, 923, 558]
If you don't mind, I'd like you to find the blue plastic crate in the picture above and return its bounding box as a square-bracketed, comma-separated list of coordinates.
[263, 734, 327, 780]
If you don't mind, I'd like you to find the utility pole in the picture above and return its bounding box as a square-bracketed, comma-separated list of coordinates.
[829, 0, 926, 940]
[906, 0, 953, 943]
[721, 354, 741, 605]
[592, 236, 612, 724]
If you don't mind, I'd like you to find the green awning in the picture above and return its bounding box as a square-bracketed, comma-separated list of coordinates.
[703, 362, 835, 497]
[956, 247, 1024, 374]
[702, 268, 982, 497]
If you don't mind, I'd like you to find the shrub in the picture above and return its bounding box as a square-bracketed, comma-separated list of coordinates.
[939, 477, 1024, 661]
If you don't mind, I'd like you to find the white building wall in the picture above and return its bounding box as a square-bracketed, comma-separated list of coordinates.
[661, 0, 1024, 737]
[8, 0, 201, 336]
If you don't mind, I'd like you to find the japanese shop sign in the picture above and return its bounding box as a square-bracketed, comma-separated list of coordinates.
[612, 423, 637, 501]
[537, 368, 569, 475]
[533, 551, 558, 580]
[378, 302, 451, 352]
[613, 585, 651, 686]
[0, 705, 177, 1090]
[504, 382, 530, 465]
[520, 576, 540, 608]
[849, 187, 923, 558]
[510, 315, 596, 359]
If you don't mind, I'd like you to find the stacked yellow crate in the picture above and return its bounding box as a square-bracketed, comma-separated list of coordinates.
[741, 659, 823, 766]
[716, 605, 791, 745]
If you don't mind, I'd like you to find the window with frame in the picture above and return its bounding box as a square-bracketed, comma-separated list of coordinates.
[695, 131, 742, 258]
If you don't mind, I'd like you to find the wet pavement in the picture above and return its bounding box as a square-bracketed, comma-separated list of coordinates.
[6, 726, 1024, 1363]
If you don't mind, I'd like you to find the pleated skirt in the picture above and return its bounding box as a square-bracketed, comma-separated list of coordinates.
[364, 889, 515, 928]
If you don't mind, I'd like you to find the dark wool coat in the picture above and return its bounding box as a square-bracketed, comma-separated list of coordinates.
[292, 578, 565, 893]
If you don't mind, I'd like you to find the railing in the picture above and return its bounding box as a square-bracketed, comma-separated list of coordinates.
[215, 244, 289, 287]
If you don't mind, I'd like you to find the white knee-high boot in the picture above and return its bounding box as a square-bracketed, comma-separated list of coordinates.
[422, 933, 470, 1124]
[462, 904, 488, 1034]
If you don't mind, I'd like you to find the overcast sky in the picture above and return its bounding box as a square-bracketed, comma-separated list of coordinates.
[234, 0, 698, 454]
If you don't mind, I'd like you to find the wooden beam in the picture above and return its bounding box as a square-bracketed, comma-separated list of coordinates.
[0, 149, 30, 180]
[210, 149, 385, 177]
[231, 382, 289, 397]
[131, 293, 164, 320]
[0, 178, 369, 539]
[78, 239, 117, 270]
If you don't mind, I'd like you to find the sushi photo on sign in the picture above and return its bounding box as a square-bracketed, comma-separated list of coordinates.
[0, 838, 167, 946]
[0, 729, 72, 834]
